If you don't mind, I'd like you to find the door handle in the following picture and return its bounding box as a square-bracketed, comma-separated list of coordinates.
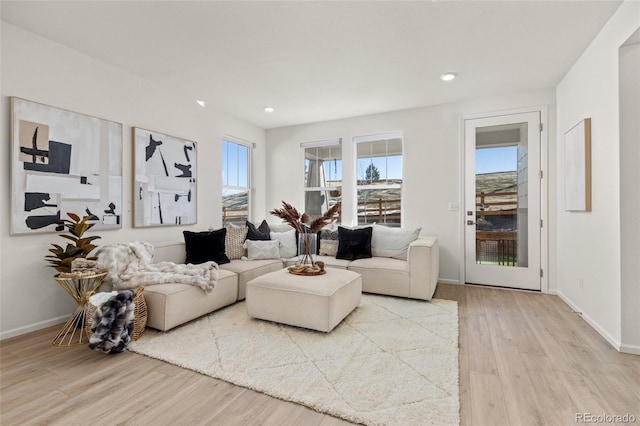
[467, 220, 475, 225]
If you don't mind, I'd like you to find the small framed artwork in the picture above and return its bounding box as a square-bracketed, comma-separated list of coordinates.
[564, 118, 592, 212]
[133, 128, 197, 227]
[10, 97, 123, 234]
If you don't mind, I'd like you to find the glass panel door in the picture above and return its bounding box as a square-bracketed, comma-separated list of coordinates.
[464, 112, 541, 290]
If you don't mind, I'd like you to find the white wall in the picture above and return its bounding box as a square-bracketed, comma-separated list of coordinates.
[619, 40, 640, 353]
[0, 22, 266, 339]
[555, 0, 640, 352]
[266, 90, 555, 284]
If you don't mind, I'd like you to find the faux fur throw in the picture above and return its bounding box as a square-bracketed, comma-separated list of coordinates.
[95, 242, 218, 293]
[89, 290, 135, 354]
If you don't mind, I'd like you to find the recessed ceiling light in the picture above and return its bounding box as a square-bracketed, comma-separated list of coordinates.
[196, 100, 207, 107]
[264, 106, 274, 113]
[440, 72, 457, 82]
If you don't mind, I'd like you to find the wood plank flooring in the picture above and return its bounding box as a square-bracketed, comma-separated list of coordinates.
[1, 284, 638, 425]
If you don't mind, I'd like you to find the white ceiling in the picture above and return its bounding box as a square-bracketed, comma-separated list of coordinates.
[1, 1, 622, 129]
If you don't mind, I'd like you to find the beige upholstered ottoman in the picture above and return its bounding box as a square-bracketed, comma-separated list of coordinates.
[245, 268, 362, 332]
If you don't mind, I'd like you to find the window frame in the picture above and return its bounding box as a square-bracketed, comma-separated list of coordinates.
[300, 138, 342, 222]
[222, 137, 253, 226]
[354, 131, 404, 227]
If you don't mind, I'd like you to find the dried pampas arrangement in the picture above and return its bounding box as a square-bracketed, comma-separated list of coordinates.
[269, 201, 341, 233]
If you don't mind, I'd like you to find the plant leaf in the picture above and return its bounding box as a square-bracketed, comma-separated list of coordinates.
[49, 244, 64, 253]
[59, 234, 79, 243]
[83, 244, 98, 254]
[45, 211, 102, 275]
[74, 222, 89, 237]
[77, 236, 101, 246]
[64, 246, 83, 257]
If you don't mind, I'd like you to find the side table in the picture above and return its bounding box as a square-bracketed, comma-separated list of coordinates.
[52, 270, 107, 346]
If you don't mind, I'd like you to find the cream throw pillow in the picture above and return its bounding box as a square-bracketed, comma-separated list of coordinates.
[371, 224, 421, 260]
[225, 226, 248, 260]
[243, 240, 281, 260]
[270, 229, 297, 258]
[319, 226, 340, 256]
[319, 240, 339, 256]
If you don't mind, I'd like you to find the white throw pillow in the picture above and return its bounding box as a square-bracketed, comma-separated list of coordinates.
[270, 229, 297, 258]
[371, 224, 421, 260]
[243, 240, 281, 260]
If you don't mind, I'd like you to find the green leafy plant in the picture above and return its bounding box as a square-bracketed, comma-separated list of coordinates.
[46, 213, 101, 273]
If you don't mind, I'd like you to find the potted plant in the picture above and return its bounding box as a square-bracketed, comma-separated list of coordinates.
[46, 212, 107, 346]
[46, 212, 101, 274]
[270, 201, 341, 269]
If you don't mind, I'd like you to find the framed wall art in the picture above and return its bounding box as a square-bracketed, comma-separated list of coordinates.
[133, 128, 197, 227]
[564, 118, 592, 212]
[10, 97, 123, 234]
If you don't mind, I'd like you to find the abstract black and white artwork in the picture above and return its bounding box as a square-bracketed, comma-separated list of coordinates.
[133, 128, 197, 227]
[10, 97, 123, 234]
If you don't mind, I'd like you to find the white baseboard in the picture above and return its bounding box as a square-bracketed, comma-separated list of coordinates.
[0, 315, 68, 341]
[554, 290, 623, 352]
[620, 343, 640, 355]
[437, 278, 461, 285]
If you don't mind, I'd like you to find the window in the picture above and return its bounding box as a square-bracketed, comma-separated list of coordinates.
[302, 139, 342, 222]
[355, 132, 403, 227]
[222, 139, 251, 226]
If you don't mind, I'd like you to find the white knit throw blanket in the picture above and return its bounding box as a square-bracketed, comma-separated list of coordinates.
[95, 242, 218, 293]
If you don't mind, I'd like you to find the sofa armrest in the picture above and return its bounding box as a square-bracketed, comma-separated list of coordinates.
[407, 236, 439, 300]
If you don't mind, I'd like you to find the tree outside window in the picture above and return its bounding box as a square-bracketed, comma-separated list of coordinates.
[355, 133, 403, 227]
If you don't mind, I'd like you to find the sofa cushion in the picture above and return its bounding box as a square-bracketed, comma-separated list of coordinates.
[336, 226, 373, 261]
[270, 229, 297, 258]
[371, 224, 421, 260]
[183, 229, 230, 265]
[152, 242, 185, 263]
[244, 240, 281, 260]
[349, 256, 409, 272]
[246, 220, 271, 240]
[219, 259, 284, 300]
[225, 226, 248, 260]
[143, 268, 238, 331]
[348, 257, 410, 298]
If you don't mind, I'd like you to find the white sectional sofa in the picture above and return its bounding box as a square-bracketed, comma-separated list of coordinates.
[142, 236, 439, 331]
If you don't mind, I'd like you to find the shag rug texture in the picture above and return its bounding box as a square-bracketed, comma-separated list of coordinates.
[128, 294, 460, 426]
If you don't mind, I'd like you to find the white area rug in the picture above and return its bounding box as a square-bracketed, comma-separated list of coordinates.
[129, 294, 460, 426]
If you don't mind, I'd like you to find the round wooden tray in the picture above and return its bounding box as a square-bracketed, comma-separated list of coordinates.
[288, 266, 326, 276]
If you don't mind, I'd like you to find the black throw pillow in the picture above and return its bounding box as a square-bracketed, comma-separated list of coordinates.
[246, 220, 271, 240]
[336, 226, 373, 261]
[183, 229, 230, 265]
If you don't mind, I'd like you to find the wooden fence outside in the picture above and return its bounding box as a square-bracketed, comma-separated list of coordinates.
[475, 191, 518, 266]
[222, 208, 248, 226]
[357, 198, 401, 225]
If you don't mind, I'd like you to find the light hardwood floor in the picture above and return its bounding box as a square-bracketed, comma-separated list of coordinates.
[1, 284, 638, 425]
